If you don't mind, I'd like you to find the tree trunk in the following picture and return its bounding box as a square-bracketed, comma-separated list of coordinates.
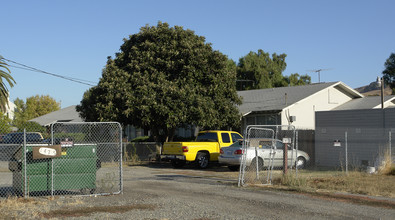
[167, 127, 176, 142]
[151, 127, 161, 143]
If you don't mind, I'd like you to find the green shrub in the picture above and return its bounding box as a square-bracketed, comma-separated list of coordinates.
[131, 136, 154, 142]
[17, 121, 46, 133]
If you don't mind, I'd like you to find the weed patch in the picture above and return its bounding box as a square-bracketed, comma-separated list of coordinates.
[272, 170, 395, 198]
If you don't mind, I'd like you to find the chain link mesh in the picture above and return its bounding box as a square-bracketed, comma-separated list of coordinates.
[0, 122, 122, 197]
[238, 125, 297, 186]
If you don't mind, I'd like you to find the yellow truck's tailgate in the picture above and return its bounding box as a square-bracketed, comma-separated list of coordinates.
[162, 142, 184, 155]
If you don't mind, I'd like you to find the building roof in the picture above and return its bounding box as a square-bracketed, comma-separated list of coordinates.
[29, 105, 83, 126]
[237, 81, 363, 116]
[333, 95, 395, 110]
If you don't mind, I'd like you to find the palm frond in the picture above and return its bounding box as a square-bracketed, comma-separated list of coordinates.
[0, 56, 16, 112]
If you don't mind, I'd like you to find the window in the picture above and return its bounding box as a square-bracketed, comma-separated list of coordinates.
[259, 140, 274, 149]
[231, 133, 243, 143]
[267, 115, 278, 125]
[246, 117, 255, 125]
[256, 116, 266, 125]
[276, 140, 284, 150]
[221, 133, 231, 143]
[245, 114, 280, 127]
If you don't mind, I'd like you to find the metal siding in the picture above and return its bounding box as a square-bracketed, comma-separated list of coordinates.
[315, 108, 395, 167]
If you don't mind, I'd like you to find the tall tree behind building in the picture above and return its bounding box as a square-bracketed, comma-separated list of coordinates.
[382, 52, 395, 94]
[236, 49, 310, 90]
[13, 95, 61, 127]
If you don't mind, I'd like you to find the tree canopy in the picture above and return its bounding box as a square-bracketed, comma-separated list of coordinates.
[236, 49, 310, 90]
[382, 52, 395, 93]
[77, 22, 241, 142]
[0, 56, 16, 112]
[13, 95, 61, 127]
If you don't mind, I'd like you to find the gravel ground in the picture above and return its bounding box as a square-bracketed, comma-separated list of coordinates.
[2, 163, 395, 219]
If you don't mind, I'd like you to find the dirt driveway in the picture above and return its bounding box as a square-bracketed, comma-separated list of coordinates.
[3, 163, 395, 219]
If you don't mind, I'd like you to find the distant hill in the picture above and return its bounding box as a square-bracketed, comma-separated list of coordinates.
[355, 81, 392, 96]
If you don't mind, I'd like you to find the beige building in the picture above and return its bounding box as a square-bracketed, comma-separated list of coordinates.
[238, 81, 366, 131]
[4, 98, 16, 120]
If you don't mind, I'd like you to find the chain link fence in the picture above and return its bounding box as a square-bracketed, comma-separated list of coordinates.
[236, 125, 394, 186]
[315, 127, 394, 172]
[123, 142, 161, 163]
[238, 125, 306, 186]
[0, 122, 122, 197]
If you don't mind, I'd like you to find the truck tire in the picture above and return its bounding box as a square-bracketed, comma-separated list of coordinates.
[171, 160, 186, 168]
[196, 152, 209, 169]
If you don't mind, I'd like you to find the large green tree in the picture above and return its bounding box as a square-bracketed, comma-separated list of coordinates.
[0, 114, 12, 134]
[284, 73, 311, 86]
[382, 53, 395, 93]
[77, 22, 241, 142]
[13, 95, 61, 127]
[236, 49, 310, 90]
[237, 50, 287, 90]
[0, 56, 16, 112]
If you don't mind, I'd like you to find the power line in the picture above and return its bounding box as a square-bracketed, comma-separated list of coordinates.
[8, 64, 96, 85]
[1, 57, 97, 86]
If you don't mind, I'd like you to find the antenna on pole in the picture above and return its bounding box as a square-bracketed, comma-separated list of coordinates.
[307, 68, 332, 83]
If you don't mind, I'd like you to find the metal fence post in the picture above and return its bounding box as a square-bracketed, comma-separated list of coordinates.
[23, 129, 27, 197]
[295, 130, 298, 178]
[50, 123, 54, 197]
[389, 131, 392, 159]
[119, 124, 124, 195]
[345, 131, 348, 174]
[51, 158, 54, 197]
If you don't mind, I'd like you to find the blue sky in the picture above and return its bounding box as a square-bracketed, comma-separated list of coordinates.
[1, 0, 394, 108]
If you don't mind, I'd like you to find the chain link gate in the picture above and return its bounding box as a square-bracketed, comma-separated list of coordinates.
[1, 122, 122, 197]
[238, 125, 297, 186]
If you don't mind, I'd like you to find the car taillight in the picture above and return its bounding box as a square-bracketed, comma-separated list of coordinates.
[182, 146, 188, 152]
[234, 149, 243, 155]
[220, 149, 224, 154]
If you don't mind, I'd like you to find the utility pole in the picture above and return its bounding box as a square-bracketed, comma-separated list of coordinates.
[381, 77, 384, 109]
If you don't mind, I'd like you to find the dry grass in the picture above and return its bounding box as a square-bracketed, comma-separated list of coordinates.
[0, 196, 156, 219]
[377, 149, 394, 175]
[0, 194, 158, 219]
[123, 144, 142, 166]
[0, 197, 50, 219]
[0, 196, 87, 219]
[273, 150, 395, 198]
[273, 170, 395, 198]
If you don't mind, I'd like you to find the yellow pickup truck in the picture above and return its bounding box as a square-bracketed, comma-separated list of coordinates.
[161, 130, 243, 169]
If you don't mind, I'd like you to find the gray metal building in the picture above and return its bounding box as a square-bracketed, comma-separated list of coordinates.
[315, 108, 395, 168]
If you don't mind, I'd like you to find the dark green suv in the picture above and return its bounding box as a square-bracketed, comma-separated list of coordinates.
[2, 132, 44, 144]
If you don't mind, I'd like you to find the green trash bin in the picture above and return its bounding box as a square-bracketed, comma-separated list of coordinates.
[9, 144, 100, 196]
